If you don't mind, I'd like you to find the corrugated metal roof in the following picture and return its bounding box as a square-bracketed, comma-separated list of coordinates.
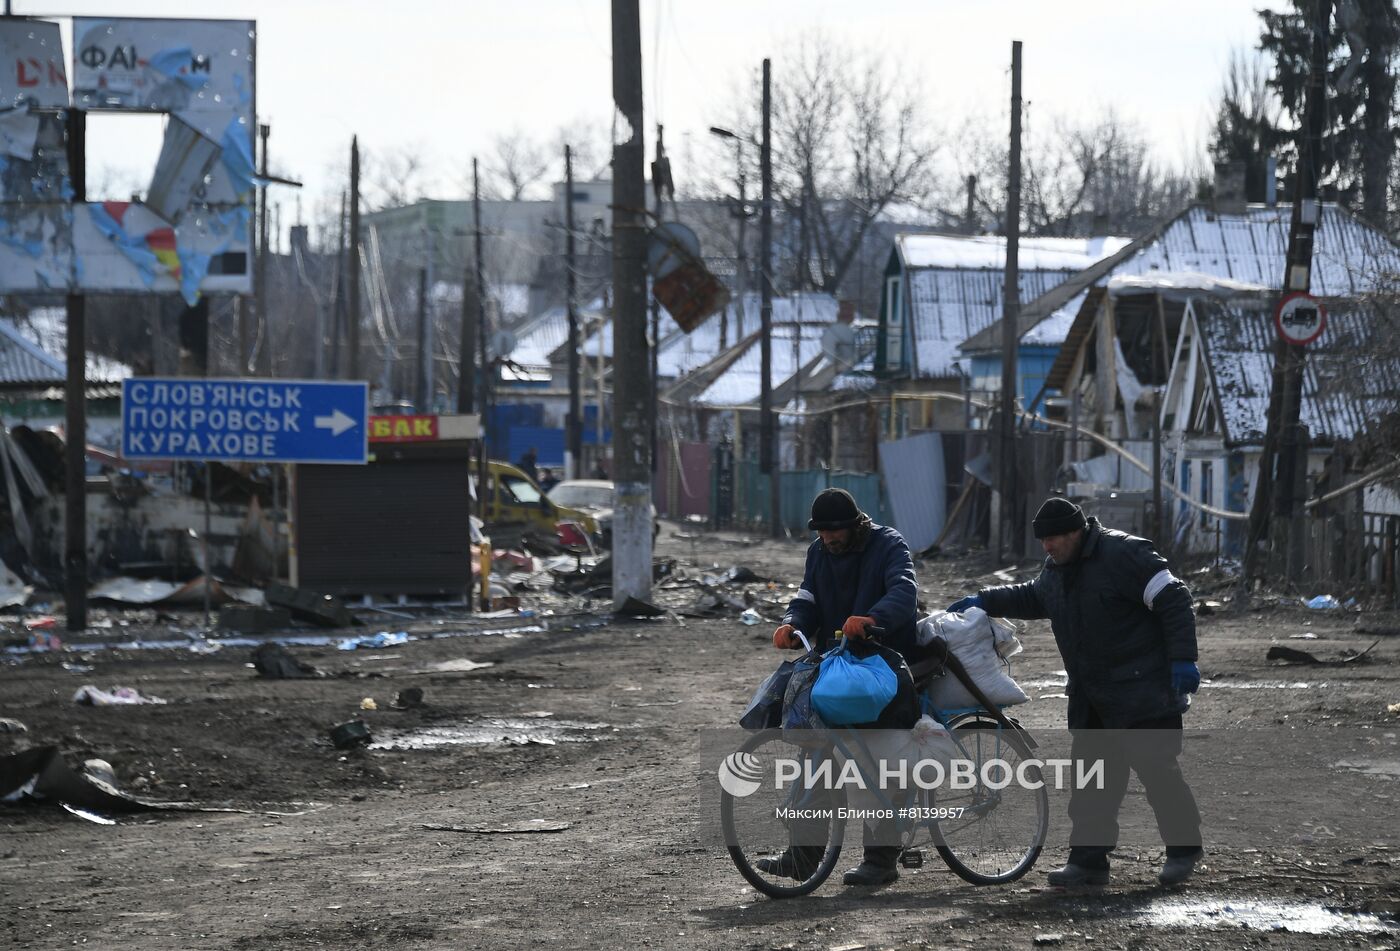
[908, 267, 1080, 378]
[1197, 296, 1400, 446]
[898, 234, 1130, 270]
[693, 323, 826, 407]
[1, 311, 131, 387]
[966, 202, 1400, 354]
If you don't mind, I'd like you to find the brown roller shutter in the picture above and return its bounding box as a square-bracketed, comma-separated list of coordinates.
[295, 456, 471, 596]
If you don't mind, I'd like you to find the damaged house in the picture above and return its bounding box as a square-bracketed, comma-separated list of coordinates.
[966, 200, 1400, 557]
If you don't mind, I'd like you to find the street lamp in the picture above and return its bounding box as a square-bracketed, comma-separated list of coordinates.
[709, 126, 749, 344]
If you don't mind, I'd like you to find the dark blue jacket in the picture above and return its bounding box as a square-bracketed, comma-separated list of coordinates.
[978, 517, 1197, 729]
[782, 521, 918, 655]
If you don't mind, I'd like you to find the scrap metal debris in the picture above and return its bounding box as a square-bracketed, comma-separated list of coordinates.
[1266, 639, 1381, 667]
[72, 684, 168, 705]
[421, 819, 571, 834]
[251, 642, 322, 679]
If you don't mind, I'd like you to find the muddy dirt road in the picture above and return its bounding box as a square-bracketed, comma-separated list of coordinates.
[3, 530, 1399, 950]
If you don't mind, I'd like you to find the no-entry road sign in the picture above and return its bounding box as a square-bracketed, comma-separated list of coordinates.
[1275, 292, 1327, 346]
[121, 378, 369, 464]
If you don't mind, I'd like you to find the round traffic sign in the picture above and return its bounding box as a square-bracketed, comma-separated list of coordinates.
[1274, 292, 1327, 346]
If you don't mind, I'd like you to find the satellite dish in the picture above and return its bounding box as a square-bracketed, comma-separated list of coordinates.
[646, 222, 702, 279]
[820, 322, 857, 367]
[487, 328, 517, 361]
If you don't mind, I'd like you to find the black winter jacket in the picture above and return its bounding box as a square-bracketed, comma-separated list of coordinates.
[978, 517, 1197, 729]
[782, 521, 918, 655]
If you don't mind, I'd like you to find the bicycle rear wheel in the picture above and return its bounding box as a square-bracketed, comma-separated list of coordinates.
[720, 729, 846, 898]
[932, 713, 1048, 885]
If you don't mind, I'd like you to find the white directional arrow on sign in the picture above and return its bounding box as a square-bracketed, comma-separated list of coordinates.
[314, 409, 356, 436]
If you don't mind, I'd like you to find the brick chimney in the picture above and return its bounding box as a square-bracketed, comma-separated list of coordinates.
[837, 299, 856, 323]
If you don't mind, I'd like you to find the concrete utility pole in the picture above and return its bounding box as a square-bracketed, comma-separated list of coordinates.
[348, 137, 362, 379]
[760, 58, 779, 538]
[474, 157, 490, 555]
[610, 0, 654, 605]
[565, 145, 582, 480]
[998, 40, 1023, 563]
[64, 107, 87, 632]
[1246, 0, 1331, 585]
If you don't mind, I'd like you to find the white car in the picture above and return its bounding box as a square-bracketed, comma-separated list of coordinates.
[546, 479, 659, 546]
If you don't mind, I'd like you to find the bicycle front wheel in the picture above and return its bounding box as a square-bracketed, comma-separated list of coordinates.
[720, 729, 846, 898]
[932, 713, 1048, 885]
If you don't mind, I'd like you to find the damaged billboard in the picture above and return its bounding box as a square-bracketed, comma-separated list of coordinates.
[0, 16, 254, 303]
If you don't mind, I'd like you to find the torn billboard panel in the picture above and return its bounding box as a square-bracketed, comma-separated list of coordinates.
[71, 200, 249, 300]
[70, 18, 254, 143]
[0, 204, 72, 291]
[0, 19, 69, 110]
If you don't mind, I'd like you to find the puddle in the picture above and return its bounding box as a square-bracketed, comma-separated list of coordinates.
[2, 624, 545, 656]
[368, 717, 615, 750]
[1332, 758, 1400, 780]
[1202, 680, 1329, 690]
[1138, 896, 1396, 935]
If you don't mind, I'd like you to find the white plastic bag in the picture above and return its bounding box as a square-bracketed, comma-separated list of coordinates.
[917, 607, 1029, 709]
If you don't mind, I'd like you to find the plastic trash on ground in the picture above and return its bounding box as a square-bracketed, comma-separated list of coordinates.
[738, 608, 762, 626]
[338, 630, 411, 651]
[1305, 595, 1341, 610]
[72, 685, 168, 706]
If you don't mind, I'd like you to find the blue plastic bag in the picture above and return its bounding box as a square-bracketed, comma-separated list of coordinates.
[810, 643, 898, 726]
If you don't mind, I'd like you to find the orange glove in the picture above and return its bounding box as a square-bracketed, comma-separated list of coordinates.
[772, 624, 801, 649]
[842, 615, 876, 638]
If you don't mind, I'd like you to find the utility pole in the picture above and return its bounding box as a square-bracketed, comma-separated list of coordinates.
[64, 106, 87, 632]
[965, 174, 977, 234]
[474, 156, 490, 565]
[565, 145, 582, 480]
[255, 123, 270, 375]
[1246, 0, 1330, 585]
[348, 136, 362, 379]
[611, 0, 654, 605]
[416, 267, 429, 411]
[760, 57, 779, 538]
[708, 125, 749, 345]
[330, 190, 346, 378]
[998, 40, 1023, 563]
[649, 124, 666, 481]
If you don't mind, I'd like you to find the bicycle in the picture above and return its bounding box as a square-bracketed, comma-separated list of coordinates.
[721, 628, 1049, 898]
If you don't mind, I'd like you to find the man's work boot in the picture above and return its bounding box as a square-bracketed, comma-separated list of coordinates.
[755, 848, 820, 880]
[1158, 848, 1204, 886]
[842, 846, 899, 886]
[1046, 862, 1110, 887]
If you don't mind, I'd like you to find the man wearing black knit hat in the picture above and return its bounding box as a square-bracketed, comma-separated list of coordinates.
[759, 487, 919, 887]
[947, 497, 1204, 887]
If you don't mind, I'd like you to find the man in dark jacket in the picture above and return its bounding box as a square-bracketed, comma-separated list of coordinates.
[760, 488, 919, 887]
[948, 498, 1203, 887]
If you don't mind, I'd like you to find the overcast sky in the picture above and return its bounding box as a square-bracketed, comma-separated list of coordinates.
[21, 0, 1270, 235]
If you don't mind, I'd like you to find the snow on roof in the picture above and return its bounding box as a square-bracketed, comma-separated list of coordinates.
[898, 233, 1131, 271]
[1198, 296, 1400, 446]
[909, 267, 1082, 377]
[968, 203, 1400, 355]
[0, 310, 131, 387]
[693, 323, 826, 407]
[1107, 271, 1269, 297]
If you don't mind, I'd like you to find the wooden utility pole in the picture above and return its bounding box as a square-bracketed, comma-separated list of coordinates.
[998, 40, 1023, 563]
[565, 145, 583, 479]
[348, 137, 362, 379]
[64, 107, 87, 632]
[416, 267, 429, 411]
[330, 190, 346, 378]
[760, 57, 779, 538]
[610, 0, 654, 604]
[1246, 0, 1331, 584]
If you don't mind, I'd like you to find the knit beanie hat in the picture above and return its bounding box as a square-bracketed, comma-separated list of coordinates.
[1032, 497, 1087, 539]
[808, 488, 863, 530]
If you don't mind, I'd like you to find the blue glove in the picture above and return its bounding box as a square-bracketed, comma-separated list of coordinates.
[1171, 660, 1201, 694]
[947, 595, 982, 613]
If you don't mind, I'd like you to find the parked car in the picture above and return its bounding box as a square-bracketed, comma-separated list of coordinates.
[546, 479, 659, 547]
[479, 461, 597, 550]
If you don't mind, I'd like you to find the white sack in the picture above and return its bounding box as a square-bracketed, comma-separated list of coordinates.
[916, 607, 1029, 708]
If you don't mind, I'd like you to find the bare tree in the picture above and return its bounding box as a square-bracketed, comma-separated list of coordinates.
[488, 128, 551, 201]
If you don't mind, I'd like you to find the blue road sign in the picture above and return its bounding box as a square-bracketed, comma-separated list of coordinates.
[121, 378, 369, 464]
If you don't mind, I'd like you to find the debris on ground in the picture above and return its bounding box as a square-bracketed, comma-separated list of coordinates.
[338, 631, 410, 651]
[250, 642, 322, 679]
[0, 746, 165, 821]
[393, 687, 425, 709]
[614, 596, 665, 618]
[1266, 639, 1381, 666]
[1306, 595, 1342, 610]
[420, 819, 571, 834]
[0, 717, 28, 734]
[1194, 599, 1225, 615]
[265, 582, 357, 628]
[22, 615, 56, 630]
[0, 562, 31, 608]
[738, 607, 763, 626]
[329, 720, 371, 749]
[72, 685, 168, 706]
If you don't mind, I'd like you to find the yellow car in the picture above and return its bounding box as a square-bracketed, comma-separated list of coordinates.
[480, 461, 597, 550]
